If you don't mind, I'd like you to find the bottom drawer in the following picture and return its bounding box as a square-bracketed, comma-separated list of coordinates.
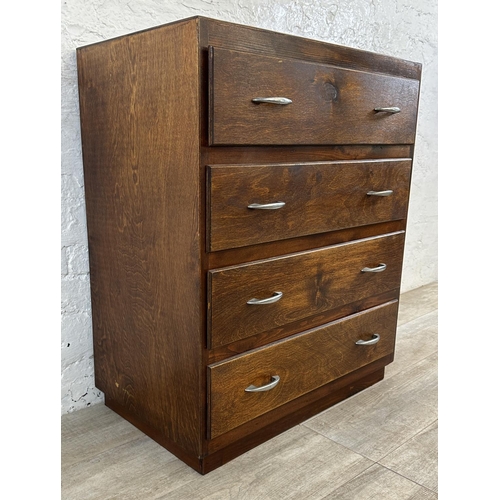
[208, 300, 398, 438]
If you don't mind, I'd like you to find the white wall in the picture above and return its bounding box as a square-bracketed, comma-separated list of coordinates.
[61, 0, 438, 413]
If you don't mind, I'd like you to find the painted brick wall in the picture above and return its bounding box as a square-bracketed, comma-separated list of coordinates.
[61, 0, 438, 413]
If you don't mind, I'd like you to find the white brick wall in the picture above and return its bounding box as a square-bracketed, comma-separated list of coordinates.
[61, 0, 438, 413]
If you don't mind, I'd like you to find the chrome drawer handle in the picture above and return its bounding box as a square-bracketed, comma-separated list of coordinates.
[247, 291, 283, 305]
[361, 263, 387, 273]
[248, 202, 286, 210]
[356, 334, 380, 346]
[245, 375, 280, 393]
[374, 107, 401, 113]
[367, 190, 393, 197]
[252, 97, 292, 105]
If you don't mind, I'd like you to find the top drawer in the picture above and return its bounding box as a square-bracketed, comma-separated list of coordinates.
[209, 47, 420, 146]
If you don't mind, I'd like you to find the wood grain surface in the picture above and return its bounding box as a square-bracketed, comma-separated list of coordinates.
[205, 361, 389, 456]
[208, 232, 404, 347]
[207, 220, 406, 269]
[207, 159, 411, 251]
[208, 300, 398, 438]
[208, 289, 399, 363]
[209, 47, 419, 145]
[201, 17, 422, 80]
[202, 144, 413, 166]
[75, 15, 422, 474]
[77, 18, 204, 456]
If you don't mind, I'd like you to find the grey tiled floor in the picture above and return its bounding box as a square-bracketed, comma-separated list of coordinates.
[62, 282, 438, 499]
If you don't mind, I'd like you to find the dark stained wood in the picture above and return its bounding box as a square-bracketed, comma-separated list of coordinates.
[200, 17, 422, 80]
[77, 18, 204, 456]
[207, 159, 411, 251]
[76, 15, 421, 475]
[89, 354, 390, 476]
[208, 232, 404, 348]
[204, 362, 388, 463]
[198, 33, 211, 460]
[208, 288, 399, 363]
[202, 144, 413, 165]
[207, 219, 406, 269]
[105, 396, 205, 474]
[208, 301, 398, 438]
[209, 47, 419, 146]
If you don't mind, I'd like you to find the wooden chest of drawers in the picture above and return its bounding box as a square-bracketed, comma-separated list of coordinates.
[77, 16, 421, 474]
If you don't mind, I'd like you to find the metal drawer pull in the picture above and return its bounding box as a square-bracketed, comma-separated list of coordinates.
[247, 291, 283, 305]
[248, 202, 286, 210]
[252, 97, 292, 105]
[356, 334, 380, 346]
[374, 107, 401, 113]
[361, 263, 387, 273]
[245, 375, 280, 393]
[367, 190, 393, 197]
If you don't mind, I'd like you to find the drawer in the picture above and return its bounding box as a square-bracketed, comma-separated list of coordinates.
[209, 300, 398, 438]
[207, 159, 411, 251]
[209, 47, 420, 146]
[208, 231, 404, 348]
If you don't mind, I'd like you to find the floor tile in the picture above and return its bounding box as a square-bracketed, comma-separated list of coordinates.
[380, 420, 438, 492]
[61, 403, 143, 469]
[386, 310, 438, 379]
[398, 282, 438, 326]
[62, 435, 197, 500]
[407, 488, 438, 499]
[304, 353, 438, 462]
[162, 426, 373, 500]
[320, 463, 423, 499]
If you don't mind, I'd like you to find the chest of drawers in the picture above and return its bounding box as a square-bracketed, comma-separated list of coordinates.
[77, 16, 421, 474]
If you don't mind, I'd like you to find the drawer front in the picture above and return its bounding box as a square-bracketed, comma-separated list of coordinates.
[209, 232, 404, 348]
[207, 159, 411, 252]
[209, 47, 420, 146]
[209, 300, 398, 438]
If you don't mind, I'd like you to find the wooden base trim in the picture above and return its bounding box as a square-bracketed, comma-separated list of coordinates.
[104, 356, 390, 475]
[104, 398, 203, 474]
